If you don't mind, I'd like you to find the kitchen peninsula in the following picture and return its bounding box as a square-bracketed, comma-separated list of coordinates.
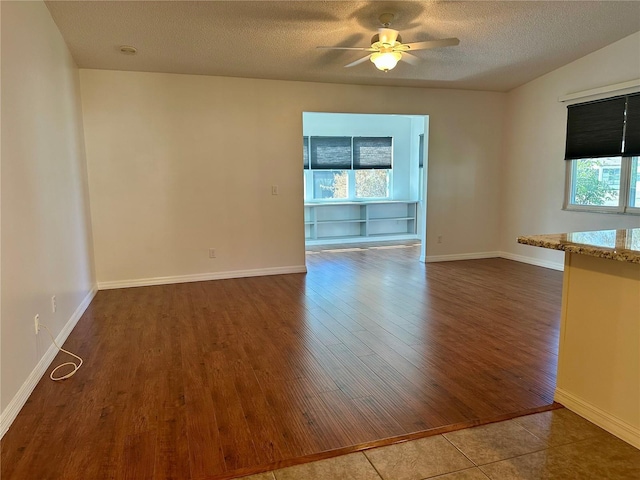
[518, 228, 639, 448]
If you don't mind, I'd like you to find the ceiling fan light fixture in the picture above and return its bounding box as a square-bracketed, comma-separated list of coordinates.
[370, 51, 401, 72]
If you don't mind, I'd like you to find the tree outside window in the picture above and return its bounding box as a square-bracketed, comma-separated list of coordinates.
[355, 170, 389, 198]
[572, 158, 617, 206]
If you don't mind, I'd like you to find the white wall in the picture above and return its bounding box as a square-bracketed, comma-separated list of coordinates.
[501, 32, 640, 266]
[302, 112, 424, 200]
[1, 1, 95, 419]
[79, 70, 506, 286]
[409, 116, 426, 202]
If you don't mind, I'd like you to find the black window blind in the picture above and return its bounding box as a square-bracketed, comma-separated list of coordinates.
[310, 136, 352, 170]
[303, 137, 309, 169]
[353, 137, 392, 169]
[306, 136, 396, 169]
[565, 93, 639, 160]
[624, 93, 640, 157]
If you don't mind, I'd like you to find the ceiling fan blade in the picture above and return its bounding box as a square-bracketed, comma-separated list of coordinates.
[400, 52, 421, 66]
[344, 55, 372, 68]
[316, 46, 375, 51]
[405, 38, 460, 51]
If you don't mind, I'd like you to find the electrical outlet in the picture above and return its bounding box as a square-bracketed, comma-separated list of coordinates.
[51, 295, 57, 313]
[437, 235, 443, 244]
[34, 314, 40, 334]
[209, 248, 216, 258]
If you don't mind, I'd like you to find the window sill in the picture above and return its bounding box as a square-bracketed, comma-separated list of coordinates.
[305, 199, 417, 206]
[562, 206, 640, 215]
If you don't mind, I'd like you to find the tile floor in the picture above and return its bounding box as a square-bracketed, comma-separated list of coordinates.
[241, 408, 640, 480]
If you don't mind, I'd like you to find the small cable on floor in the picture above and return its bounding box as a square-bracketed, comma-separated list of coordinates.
[38, 323, 83, 381]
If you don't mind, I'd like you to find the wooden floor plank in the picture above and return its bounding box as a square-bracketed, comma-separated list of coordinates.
[121, 431, 157, 480]
[153, 405, 190, 480]
[1, 245, 562, 479]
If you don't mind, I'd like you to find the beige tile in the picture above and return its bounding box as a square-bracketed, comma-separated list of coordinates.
[553, 434, 640, 478]
[431, 467, 490, 479]
[479, 448, 576, 479]
[443, 420, 546, 465]
[364, 435, 473, 480]
[513, 408, 605, 446]
[480, 434, 640, 480]
[274, 453, 381, 480]
[240, 473, 276, 480]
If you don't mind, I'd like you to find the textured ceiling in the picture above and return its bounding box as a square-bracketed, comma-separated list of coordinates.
[45, 1, 640, 92]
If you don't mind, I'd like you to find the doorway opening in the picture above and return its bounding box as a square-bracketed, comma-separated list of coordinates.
[302, 112, 428, 260]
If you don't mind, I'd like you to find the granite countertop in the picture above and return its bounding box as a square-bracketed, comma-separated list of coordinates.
[517, 228, 640, 264]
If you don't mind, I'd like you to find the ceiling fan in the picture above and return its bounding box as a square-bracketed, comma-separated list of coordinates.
[317, 13, 460, 72]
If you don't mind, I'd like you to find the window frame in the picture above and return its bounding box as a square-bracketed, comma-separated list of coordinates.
[353, 169, 392, 200]
[310, 169, 350, 201]
[563, 156, 640, 215]
[563, 91, 640, 215]
[304, 168, 393, 202]
[303, 135, 394, 202]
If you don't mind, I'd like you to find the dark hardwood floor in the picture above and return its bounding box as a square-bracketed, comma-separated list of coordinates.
[1, 244, 563, 479]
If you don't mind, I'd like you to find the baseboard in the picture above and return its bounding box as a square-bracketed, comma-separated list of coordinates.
[499, 251, 564, 271]
[0, 287, 97, 439]
[555, 388, 640, 449]
[411, 250, 564, 271]
[98, 265, 308, 290]
[422, 251, 501, 263]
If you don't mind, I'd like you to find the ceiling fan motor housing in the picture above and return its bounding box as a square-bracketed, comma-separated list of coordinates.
[371, 33, 402, 47]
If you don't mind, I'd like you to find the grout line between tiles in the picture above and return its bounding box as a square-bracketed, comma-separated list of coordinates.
[429, 467, 493, 480]
[474, 441, 569, 473]
[441, 433, 479, 467]
[442, 417, 587, 468]
[362, 442, 475, 480]
[422, 465, 485, 480]
[476, 465, 495, 480]
[511, 414, 559, 444]
[361, 450, 386, 480]
[476, 442, 554, 467]
[513, 419, 607, 449]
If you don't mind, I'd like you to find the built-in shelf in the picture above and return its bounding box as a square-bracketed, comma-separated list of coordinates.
[317, 219, 367, 224]
[368, 216, 415, 222]
[304, 201, 419, 245]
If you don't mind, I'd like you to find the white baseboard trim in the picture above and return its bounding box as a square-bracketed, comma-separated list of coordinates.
[555, 388, 640, 449]
[98, 265, 308, 290]
[419, 251, 564, 271]
[0, 287, 97, 439]
[422, 251, 501, 263]
[499, 251, 564, 271]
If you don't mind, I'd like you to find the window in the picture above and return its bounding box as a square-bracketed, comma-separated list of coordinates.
[564, 93, 640, 214]
[568, 157, 622, 207]
[355, 170, 389, 198]
[630, 158, 640, 208]
[303, 136, 392, 201]
[313, 170, 348, 199]
[353, 137, 391, 199]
